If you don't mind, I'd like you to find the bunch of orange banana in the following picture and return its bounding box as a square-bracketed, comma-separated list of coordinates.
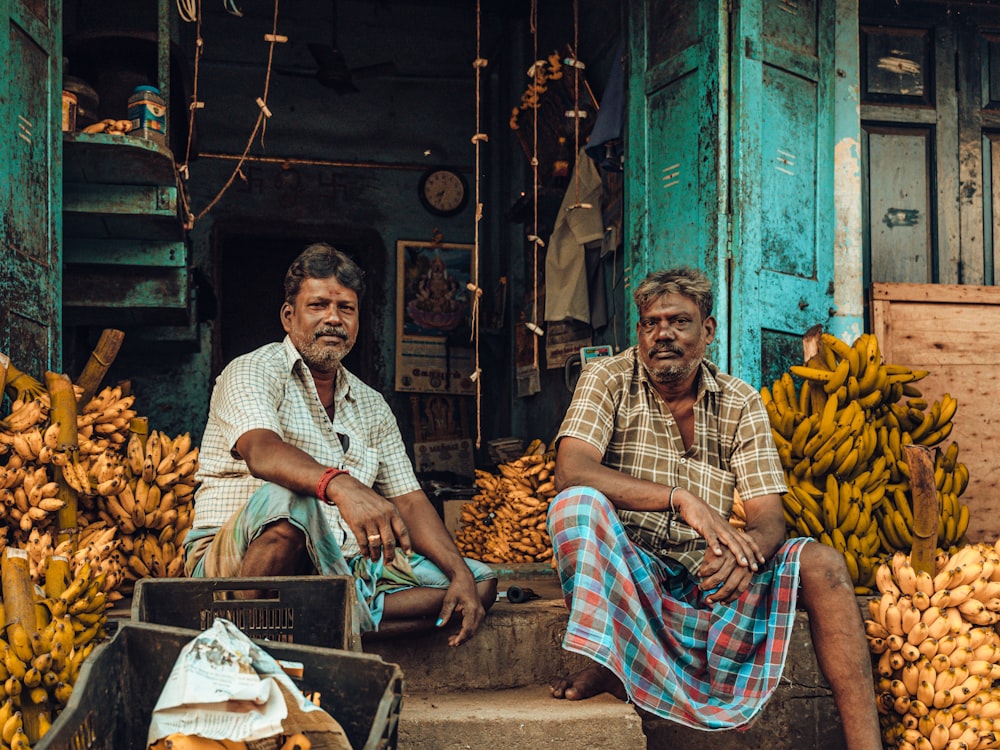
[76, 386, 137, 448]
[0, 398, 49, 437]
[867, 544, 1000, 750]
[0, 464, 63, 537]
[120, 529, 185, 586]
[455, 439, 557, 564]
[763, 331, 971, 592]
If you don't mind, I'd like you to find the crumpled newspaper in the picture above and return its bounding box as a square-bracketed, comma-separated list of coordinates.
[146, 618, 330, 747]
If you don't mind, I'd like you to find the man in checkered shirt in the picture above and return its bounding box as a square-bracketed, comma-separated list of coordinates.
[546, 268, 880, 748]
[185, 243, 497, 646]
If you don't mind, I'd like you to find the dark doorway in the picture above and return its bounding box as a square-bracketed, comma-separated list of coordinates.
[214, 224, 388, 388]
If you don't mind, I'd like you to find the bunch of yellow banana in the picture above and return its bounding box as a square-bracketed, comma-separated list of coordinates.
[0, 611, 99, 737]
[0, 562, 106, 744]
[24, 530, 57, 585]
[875, 443, 971, 556]
[866, 544, 1000, 750]
[33, 561, 110, 646]
[455, 441, 557, 564]
[763, 331, 972, 590]
[52, 523, 126, 604]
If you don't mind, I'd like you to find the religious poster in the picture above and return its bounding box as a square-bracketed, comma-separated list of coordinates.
[395, 239, 477, 394]
[410, 394, 474, 478]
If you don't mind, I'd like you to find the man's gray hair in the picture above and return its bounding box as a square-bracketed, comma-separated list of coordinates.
[632, 267, 714, 321]
[284, 242, 366, 304]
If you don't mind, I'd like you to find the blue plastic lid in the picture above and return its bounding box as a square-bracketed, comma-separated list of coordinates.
[132, 85, 162, 94]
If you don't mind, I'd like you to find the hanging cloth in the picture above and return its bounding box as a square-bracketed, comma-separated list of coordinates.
[585, 38, 625, 173]
[544, 147, 605, 326]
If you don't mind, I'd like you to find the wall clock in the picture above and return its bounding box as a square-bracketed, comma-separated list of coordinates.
[418, 168, 469, 217]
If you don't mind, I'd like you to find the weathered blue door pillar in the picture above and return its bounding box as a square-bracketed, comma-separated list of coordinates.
[0, 0, 63, 377]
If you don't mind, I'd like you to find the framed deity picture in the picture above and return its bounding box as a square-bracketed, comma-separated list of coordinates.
[395, 239, 477, 394]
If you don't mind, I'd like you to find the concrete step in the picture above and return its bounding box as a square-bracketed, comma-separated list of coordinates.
[397, 686, 647, 750]
[365, 567, 853, 750]
[367, 581, 585, 692]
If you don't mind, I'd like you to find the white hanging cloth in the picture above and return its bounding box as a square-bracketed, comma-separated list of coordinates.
[544, 147, 605, 325]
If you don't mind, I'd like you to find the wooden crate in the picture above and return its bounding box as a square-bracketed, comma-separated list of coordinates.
[870, 282, 1000, 543]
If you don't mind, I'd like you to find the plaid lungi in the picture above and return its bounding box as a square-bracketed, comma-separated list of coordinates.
[547, 486, 810, 730]
[184, 483, 496, 634]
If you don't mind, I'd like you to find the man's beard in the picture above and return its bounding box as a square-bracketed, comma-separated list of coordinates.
[644, 341, 704, 383]
[293, 325, 352, 372]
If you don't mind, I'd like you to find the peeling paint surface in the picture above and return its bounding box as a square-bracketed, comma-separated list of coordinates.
[833, 134, 863, 341]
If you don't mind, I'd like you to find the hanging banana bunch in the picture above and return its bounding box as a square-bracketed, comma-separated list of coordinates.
[455, 438, 557, 564]
[763, 331, 971, 593]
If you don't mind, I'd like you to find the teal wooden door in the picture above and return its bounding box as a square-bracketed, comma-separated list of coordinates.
[626, 0, 838, 387]
[0, 0, 62, 378]
[730, 0, 837, 388]
[625, 1, 726, 347]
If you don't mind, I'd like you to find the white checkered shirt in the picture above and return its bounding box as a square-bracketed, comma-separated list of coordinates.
[193, 337, 421, 557]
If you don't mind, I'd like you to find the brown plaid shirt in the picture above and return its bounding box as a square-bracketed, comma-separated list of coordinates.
[556, 347, 786, 572]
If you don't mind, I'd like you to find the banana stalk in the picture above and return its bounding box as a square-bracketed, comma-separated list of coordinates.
[130, 416, 150, 454]
[74, 329, 124, 408]
[904, 444, 938, 576]
[2, 549, 45, 741]
[45, 372, 80, 549]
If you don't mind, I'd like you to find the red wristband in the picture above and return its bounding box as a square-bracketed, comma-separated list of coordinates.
[316, 467, 350, 505]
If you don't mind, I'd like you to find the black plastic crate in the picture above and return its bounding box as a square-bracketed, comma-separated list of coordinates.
[131, 576, 361, 651]
[37, 621, 404, 750]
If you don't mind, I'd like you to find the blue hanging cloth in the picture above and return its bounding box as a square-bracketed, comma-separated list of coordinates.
[585, 38, 625, 173]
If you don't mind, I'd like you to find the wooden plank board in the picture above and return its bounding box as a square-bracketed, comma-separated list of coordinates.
[871, 282, 1000, 542]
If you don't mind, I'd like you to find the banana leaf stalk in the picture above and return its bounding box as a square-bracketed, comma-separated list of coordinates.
[0, 355, 45, 403]
[75, 328, 124, 407]
[45, 372, 80, 549]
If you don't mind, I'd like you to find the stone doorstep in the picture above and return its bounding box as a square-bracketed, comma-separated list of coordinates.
[367, 596, 589, 692]
[396, 685, 648, 750]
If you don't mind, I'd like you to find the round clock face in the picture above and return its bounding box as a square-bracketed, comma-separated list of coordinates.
[419, 168, 468, 217]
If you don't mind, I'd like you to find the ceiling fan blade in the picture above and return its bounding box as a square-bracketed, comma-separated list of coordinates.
[272, 65, 320, 79]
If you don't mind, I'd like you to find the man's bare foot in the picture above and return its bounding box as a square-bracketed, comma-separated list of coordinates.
[550, 664, 627, 701]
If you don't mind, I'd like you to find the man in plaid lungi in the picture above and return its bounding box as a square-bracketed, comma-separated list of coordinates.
[547, 268, 880, 748]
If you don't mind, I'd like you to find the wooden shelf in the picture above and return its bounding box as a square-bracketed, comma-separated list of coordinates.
[63, 132, 176, 186]
[62, 133, 191, 327]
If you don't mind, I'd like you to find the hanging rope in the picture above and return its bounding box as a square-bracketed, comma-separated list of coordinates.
[525, 0, 544, 344]
[176, 0, 204, 227]
[177, 0, 285, 226]
[565, 0, 590, 212]
[469, 0, 488, 449]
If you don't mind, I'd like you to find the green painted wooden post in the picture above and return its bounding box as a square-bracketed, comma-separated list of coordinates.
[0, 0, 63, 378]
